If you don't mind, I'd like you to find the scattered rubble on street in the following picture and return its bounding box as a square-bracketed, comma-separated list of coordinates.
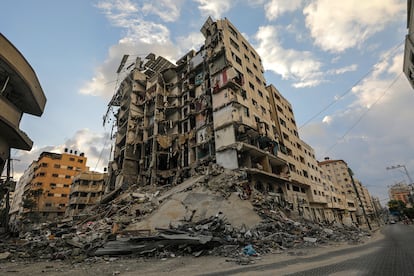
[0, 165, 371, 265]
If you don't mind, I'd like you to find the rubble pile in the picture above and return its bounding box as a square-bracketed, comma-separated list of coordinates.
[0, 165, 371, 263]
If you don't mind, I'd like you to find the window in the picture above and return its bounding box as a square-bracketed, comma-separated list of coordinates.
[229, 38, 240, 51]
[250, 51, 256, 59]
[235, 55, 242, 65]
[78, 159, 84, 163]
[52, 173, 58, 177]
[249, 82, 255, 90]
[50, 183, 56, 188]
[258, 90, 263, 98]
[64, 184, 69, 188]
[228, 25, 238, 38]
[61, 194, 67, 197]
[277, 105, 283, 112]
[45, 203, 52, 207]
[246, 67, 253, 76]
[69, 157, 75, 161]
[243, 106, 250, 117]
[260, 106, 266, 114]
[65, 175, 71, 179]
[244, 54, 250, 62]
[39, 172, 45, 177]
[47, 193, 54, 197]
[41, 163, 48, 167]
[252, 99, 257, 106]
[255, 76, 261, 85]
[67, 166, 73, 170]
[242, 41, 248, 50]
[54, 164, 60, 169]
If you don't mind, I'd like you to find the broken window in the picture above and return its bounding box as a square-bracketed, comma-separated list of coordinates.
[229, 37, 240, 51]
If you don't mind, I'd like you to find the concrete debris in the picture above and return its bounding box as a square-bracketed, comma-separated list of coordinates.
[0, 165, 371, 264]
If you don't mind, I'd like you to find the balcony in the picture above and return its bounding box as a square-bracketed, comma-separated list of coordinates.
[0, 34, 46, 116]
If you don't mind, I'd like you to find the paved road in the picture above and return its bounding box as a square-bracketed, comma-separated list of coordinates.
[203, 224, 414, 276]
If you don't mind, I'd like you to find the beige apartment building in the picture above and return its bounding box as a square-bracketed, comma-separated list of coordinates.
[66, 171, 107, 217]
[318, 158, 366, 224]
[104, 17, 375, 225]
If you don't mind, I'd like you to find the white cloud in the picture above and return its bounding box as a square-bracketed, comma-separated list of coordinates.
[322, 115, 332, 125]
[255, 25, 323, 88]
[303, 0, 405, 52]
[142, 0, 184, 22]
[176, 32, 205, 53]
[81, 0, 181, 98]
[12, 129, 111, 180]
[327, 64, 358, 75]
[264, 0, 302, 20]
[194, 0, 233, 18]
[300, 48, 413, 200]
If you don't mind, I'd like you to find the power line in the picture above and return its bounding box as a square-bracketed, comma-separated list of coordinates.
[299, 40, 405, 129]
[323, 72, 403, 156]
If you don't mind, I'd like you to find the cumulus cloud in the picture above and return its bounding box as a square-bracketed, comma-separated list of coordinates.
[11, 129, 111, 180]
[142, 0, 184, 22]
[176, 32, 205, 53]
[194, 0, 233, 19]
[322, 115, 332, 124]
[264, 0, 302, 20]
[255, 25, 323, 88]
[80, 0, 182, 99]
[303, 0, 405, 52]
[300, 48, 414, 199]
[327, 64, 358, 75]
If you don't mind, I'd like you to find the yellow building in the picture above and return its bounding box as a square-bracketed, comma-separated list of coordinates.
[23, 150, 87, 221]
[389, 182, 412, 207]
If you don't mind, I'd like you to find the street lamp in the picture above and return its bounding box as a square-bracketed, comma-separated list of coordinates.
[386, 165, 413, 184]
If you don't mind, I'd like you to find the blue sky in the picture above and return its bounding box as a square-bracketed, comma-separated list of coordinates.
[1, 0, 412, 205]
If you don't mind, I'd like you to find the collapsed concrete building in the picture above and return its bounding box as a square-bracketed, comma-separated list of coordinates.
[104, 17, 373, 224]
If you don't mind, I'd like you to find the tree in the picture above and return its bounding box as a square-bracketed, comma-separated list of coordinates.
[388, 200, 406, 216]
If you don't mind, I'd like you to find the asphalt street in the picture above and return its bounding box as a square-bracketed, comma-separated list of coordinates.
[203, 223, 414, 276]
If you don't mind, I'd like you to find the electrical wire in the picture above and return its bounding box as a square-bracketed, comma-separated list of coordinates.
[323, 72, 403, 156]
[299, 40, 405, 130]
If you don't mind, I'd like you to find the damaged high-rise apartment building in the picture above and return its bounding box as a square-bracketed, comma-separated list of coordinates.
[105, 17, 372, 222]
[106, 17, 288, 191]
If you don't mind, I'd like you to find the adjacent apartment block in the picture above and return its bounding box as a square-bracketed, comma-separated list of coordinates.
[65, 171, 107, 217]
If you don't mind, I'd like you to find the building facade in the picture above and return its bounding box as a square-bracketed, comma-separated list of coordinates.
[388, 182, 412, 207]
[318, 158, 357, 223]
[0, 34, 46, 173]
[21, 150, 87, 221]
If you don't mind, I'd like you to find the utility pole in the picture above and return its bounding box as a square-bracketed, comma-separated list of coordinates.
[348, 168, 372, 230]
[1, 150, 11, 232]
